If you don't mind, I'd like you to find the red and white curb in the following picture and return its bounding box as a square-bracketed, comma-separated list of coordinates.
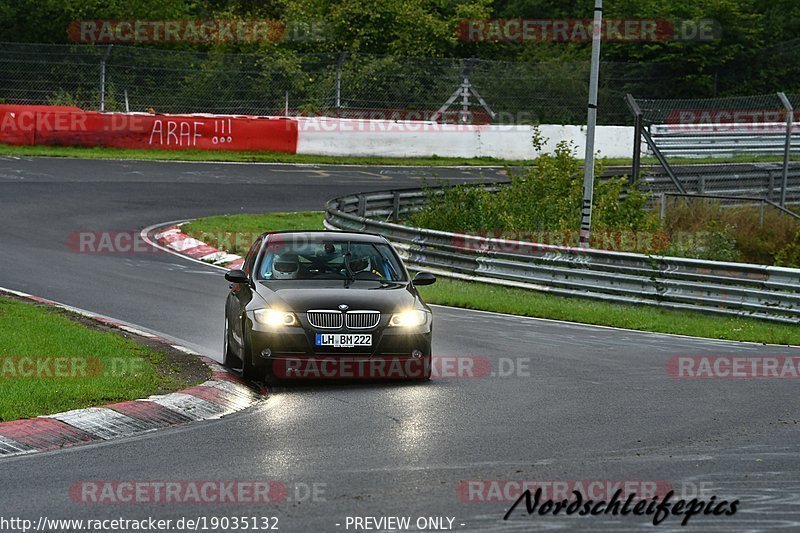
[154, 224, 244, 269]
[0, 287, 262, 458]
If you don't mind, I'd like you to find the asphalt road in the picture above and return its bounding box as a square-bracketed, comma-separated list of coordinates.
[0, 155, 799, 532]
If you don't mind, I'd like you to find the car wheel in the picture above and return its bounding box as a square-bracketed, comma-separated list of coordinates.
[241, 327, 263, 381]
[222, 316, 241, 369]
[412, 354, 432, 381]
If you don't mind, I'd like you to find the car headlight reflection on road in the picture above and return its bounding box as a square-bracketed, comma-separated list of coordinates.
[389, 309, 428, 327]
[254, 309, 298, 327]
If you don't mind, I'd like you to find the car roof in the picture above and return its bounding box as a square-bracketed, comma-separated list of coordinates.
[261, 230, 389, 244]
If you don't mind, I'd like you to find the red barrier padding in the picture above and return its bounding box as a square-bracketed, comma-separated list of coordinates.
[0, 106, 298, 153]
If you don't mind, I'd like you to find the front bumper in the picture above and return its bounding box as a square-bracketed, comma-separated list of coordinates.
[247, 317, 431, 379]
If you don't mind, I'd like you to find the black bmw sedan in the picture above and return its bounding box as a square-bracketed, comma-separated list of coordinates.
[223, 231, 436, 381]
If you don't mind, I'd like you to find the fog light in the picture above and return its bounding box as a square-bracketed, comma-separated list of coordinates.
[261, 348, 272, 358]
[411, 349, 423, 359]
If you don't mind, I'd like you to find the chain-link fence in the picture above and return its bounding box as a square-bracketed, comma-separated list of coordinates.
[0, 42, 682, 125]
[628, 93, 800, 206]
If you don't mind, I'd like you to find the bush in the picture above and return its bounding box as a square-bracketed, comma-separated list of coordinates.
[665, 222, 739, 262]
[408, 131, 800, 267]
[662, 197, 799, 264]
[409, 129, 660, 251]
[775, 228, 800, 268]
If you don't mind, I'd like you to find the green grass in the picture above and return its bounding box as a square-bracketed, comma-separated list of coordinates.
[0, 144, 514, 167]
[416, 278, 800, 345]
[2, 143, 797, 168]
[0, 297, 205, 421]
[182, 211, 325, 255]
[185, 210, 800, 345]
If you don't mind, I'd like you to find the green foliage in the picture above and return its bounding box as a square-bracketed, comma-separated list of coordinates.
[665, 221, 739, 262]
[662, 197, 800, 264]
[410, 182, 501, 233]
[0, 0, 800, 115]
[409, 129, 659, 251]
[409, 131, 800, 265]
[775, 228, 800, 268]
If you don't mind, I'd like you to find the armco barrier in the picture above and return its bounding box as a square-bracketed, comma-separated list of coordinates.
[0, 105, 298, 153]
[651, 122, 800, 158]
[324, 187, 800, 324]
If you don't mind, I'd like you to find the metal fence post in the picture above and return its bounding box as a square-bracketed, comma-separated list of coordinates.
[777, 92, 794, 207]
[335, 52, 347, 116]
[624, 94, 642, 182]
[99, 44, 113, 112]
[579, 0, 603, 249]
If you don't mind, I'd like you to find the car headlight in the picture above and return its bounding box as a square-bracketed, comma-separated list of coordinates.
[389, 309, 428, 327]
[254, 309, 298, 327]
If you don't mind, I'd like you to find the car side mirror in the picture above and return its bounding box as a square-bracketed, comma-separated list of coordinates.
[225, 269, 249, 284]
[412, 271, 436, 286]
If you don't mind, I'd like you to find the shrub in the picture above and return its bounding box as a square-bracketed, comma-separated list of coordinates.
[775, 228, 800, 267]
[409, 128, 659, 252]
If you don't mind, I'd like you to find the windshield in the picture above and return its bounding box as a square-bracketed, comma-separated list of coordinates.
[258, 239, 408, 282]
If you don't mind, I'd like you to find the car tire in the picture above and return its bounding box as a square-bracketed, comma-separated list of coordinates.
[241, 327, 263, 381]
[222, 316, 241, 369]
[412, 354, 432, 381]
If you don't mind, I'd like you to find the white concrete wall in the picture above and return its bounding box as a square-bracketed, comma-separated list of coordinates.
[294, 117, 636, 160]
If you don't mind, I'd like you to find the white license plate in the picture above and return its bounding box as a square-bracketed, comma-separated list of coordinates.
[315, 333, 372, 348]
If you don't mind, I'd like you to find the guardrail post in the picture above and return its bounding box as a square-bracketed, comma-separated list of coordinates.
[660, 193, 667, 220]
[778, 92, 794, 208]
[392, 191, 400, 222]
[357, 194, 366, 217]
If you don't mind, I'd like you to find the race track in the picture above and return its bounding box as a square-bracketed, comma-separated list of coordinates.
[0, 155, 798, 532]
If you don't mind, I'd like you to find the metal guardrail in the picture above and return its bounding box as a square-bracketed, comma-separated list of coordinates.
[638, 163, 800, 205]
[650, 124, 800, 158]
[325, 186, 800, 324]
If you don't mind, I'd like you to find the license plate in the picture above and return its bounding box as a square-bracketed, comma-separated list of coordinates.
[315, 333, 372, 348]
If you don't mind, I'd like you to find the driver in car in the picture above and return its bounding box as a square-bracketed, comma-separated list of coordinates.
[350, 255, 384, 279]
[271, 253, 300, 280]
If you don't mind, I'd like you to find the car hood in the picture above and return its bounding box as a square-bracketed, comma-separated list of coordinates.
[254, 280, 420, 314]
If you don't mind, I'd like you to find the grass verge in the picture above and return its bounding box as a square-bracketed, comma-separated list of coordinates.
[182, 211, 325, 255]
[416, 278, 800, 345]
[2, 143, 796, 168]
[185, 210, 800, 345]
[0, 296, 209, 421]
[0, 144, 513, 167]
